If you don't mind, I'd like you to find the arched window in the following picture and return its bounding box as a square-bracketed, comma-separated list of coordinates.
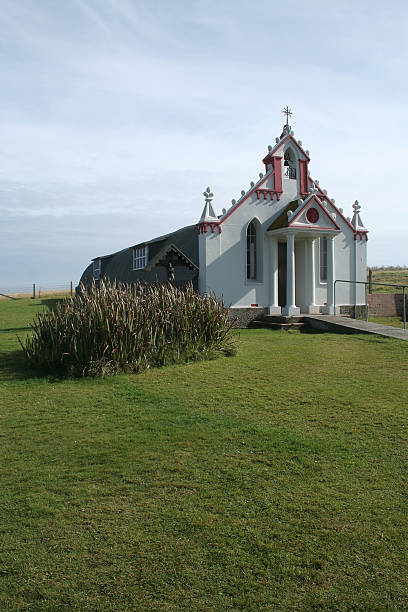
[247, 221, 257, 280]
[284, 148, 296, 179]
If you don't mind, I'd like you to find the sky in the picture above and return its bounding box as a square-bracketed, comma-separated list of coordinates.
[1, 0, 407, 290]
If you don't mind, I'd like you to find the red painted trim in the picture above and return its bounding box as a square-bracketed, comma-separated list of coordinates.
[262, 134, 311, 164]
[272, 156, 282, 194]
[251, 303, 258, 307]
[288, 195, 341, 230]
[309, 178, 363, 236]
[197, 221, 222, 235]
[220, 170, 273, 224]
[220, 134, 309, 227]
[299, 225, 340, 231]
[355, 231, 368, 242]
[255, 188, 281, 201]
[299, 159, 309, 196]
[215, 153, 368, 242]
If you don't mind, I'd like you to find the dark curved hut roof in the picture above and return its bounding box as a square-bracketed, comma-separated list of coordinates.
[78, 224, 199, 289]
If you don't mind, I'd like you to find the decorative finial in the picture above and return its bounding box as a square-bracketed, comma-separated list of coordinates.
[353, 200, 361, 214]
[268, 145, 272, 152]
[259, 172, 263, 179]
[282, 105, 293, 125]
[250, 181, 255, 187]
[241, 190, 245, 196]
[203, 187, 214, 204]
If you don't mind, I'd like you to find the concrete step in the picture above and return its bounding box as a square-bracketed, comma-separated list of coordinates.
[249, 320, 304, 331]
[261, 314, 304, 324]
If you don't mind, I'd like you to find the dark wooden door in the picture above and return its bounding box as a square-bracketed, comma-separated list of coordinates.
[278, 242, 287, 307]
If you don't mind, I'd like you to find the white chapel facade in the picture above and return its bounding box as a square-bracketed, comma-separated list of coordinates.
[80, 113, 368, 317]
[197, 117, 368, 315]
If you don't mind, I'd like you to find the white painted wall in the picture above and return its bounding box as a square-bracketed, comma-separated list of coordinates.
[199, 135, 367, 309]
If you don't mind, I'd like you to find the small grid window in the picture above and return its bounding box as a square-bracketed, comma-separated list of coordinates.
[133, 246, 148, 270]
[320, 237, 328, 282]
[93, 258, 101, 280]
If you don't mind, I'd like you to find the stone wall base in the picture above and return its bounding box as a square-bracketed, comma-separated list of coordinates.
[229, 305, 372, 326]
[229, 307, 267, 328]
[339, 305, 368, 319]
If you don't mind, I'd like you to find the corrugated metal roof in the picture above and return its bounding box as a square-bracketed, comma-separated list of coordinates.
[79, 223, 199, 288]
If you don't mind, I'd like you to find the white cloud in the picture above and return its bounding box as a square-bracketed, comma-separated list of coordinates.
[1, 0, 408, 288]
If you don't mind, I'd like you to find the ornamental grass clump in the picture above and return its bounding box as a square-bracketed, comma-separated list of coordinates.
[22, 280, 235, 377]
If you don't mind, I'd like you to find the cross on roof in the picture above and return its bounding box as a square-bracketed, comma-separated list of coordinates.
[353, 200, 361, 214]
[203, 187, 214, 204]
[282, 105, 293, 125]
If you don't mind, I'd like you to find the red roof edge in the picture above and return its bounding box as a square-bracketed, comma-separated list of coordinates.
[289, 195, 341, 230]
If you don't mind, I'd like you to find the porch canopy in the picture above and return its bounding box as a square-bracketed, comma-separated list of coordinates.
[266, 197, 340, 316]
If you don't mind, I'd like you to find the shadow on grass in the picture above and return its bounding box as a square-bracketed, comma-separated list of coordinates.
[0, 326, 31, 334]
[0, 349, 69, 382]
[27, 298, 65, 311]
[300, 326, 361, 335]
[256, 325, 359, 336]
[0, 349, 42, 381]
[299, 326, 325, 335]
[248, 325, 357, 336]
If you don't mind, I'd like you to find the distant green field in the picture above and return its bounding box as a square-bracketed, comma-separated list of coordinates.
[1, 297, 408, 611]
[368, 267, 408, 293]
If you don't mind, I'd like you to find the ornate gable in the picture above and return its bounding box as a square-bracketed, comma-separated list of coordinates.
[288, 193, 340, 231]
[267, 192, 340, 233]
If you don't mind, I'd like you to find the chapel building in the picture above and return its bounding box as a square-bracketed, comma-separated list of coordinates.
[79, 118, 368, 318]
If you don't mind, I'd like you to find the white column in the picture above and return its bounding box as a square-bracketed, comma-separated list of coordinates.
[268, 237, 281, 314]
[306, 239, 319, 314]
[323, 235, 335, 314]
[283, 233, 300, 316]
[352, 239, 358, 307]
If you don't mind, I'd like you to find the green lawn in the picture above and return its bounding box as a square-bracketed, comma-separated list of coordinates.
[368, 316, 407, 329]
[1, 297, 408, 611]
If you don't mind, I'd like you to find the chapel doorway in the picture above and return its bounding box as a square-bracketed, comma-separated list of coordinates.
[278, 242, 287, 307]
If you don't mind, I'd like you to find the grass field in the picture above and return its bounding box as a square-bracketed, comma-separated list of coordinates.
[368, 316, 406, 329]
[368, 267, 408, 293]
[1, 297, 408, 611]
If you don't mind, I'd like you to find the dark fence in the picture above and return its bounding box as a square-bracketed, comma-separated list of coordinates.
[0, 282, 74, 299]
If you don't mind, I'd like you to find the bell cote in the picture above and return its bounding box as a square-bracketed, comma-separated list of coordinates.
[262, 123, 310, 198]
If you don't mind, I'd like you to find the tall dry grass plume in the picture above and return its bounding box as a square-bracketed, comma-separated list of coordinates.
[22, 280, 235, 376]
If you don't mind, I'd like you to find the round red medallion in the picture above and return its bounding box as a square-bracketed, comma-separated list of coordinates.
[306, 207, 319, 223]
